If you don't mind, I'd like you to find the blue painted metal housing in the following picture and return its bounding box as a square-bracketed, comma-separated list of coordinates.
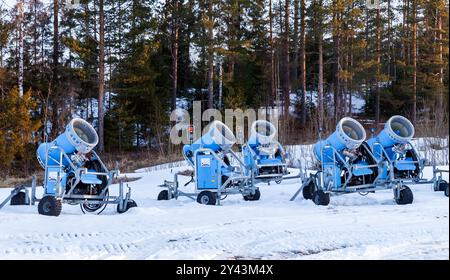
[243, 120, 287, 181]
[183, 120, 236, 165]
[366, 115, 420, 180]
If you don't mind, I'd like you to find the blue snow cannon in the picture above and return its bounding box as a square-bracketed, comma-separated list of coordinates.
[36, 118, 136, 216]
[37, 118, 99, 168]
[159, 120, 261, 205]
[366, 115, 423, 180]
[313, 117, 366, 162]
[182, 120, 236, 165]
[243, 120, 287, 183]
[299, 117, 379, 205]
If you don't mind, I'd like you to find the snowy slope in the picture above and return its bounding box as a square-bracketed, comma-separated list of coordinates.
[0, 165, 448, 260]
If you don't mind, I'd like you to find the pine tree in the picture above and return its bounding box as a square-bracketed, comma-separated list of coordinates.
[0, 86, 40, 176]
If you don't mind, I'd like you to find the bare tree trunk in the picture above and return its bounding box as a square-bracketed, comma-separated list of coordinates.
[376, 7, 381, 124]
[283, 0, 290, 120]
[51, 0, 59, 137]
[333, 1, 341, 122]
[349, 35, 353, 115]
[218, 59, 223, 109]
[438, 8, 443, 106]
[33, 0, 38, 67]
[364, 6, 369, 102]
[406, 0, 411, 65]
[171, 0, 179, 111]
[18, 0, 24, 98]
[98, 0, 105, 152]
[207, 1, 214, 109]
[228, 0, 239, 81]
[300, 0, 306, 126]
[317, 0, 324, 130]
[387, 0, 392, 82]
[270, 0, 275, 107]
[343, 35, 348, 116]
[402, 0, 406, 61]
[411, 0, 417, 125]
[52, 0, 59, 83]
[292, 0, 299, 89]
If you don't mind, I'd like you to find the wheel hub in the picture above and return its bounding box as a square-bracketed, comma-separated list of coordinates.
[200, 196, 209, 204]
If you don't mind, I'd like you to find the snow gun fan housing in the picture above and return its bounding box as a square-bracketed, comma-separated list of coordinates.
[35, 118, 136, 216]
[313, 117, 366, 161]
[182, 120, 236, 165]
[243, 120, 288, 182]
[37, 118, 99, 168]
[366, 115, 422, 180]
[367, 115, 414, 147]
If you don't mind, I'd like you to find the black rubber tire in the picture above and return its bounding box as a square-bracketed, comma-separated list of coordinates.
[10, 191, 27, 205]
[243, 188, 261, 201]
[302, 181, 316, 200]
[196, 191, 216, 205]
[445, 185, 449, 197]
[395, 186, 414, 205]
[38, 196, 62, 216]
[438, 180, 449, 192]
[81, 202, 103, 213]
[275, 180, 282, 184]
[157, 190, 171, 200]
[312, 190, 330, 206]
[117, 199, 138, 214]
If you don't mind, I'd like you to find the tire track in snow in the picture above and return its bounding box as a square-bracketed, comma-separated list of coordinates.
[2, 218, 447, 259]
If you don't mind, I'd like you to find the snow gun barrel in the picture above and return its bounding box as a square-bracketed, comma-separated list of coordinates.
[366, 115, 414, 148]
[313, 117, 366, 162]
[183, 120, 236, 162]
[247, 120, 277, 147]
[36, 118, 99, 168]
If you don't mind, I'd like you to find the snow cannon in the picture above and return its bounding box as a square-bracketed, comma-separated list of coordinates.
[37, 118, 98, 168]
[158, 120, 260, 205]
[248, 120, 277, 145]
[35, 118, 136, 217]
[366, 115, 424, 182]
[243, 120, 288, 183]
[183, 120, 236, 165]
[366, 115, 414, 149]
[313, 117, 366, 162]
[293, 117, 382, 206]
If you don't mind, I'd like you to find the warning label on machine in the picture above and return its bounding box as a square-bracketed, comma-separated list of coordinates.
[201, 158, 211, 167]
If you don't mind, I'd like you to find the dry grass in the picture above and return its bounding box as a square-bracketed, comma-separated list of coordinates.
[101, 150, 183, 173]
[0, 149, 183, 188]
[0, 174, 42, 189]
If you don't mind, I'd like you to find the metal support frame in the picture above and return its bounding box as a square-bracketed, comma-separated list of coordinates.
[38, 145, 132, 212]
[431, 166, 449, 191]
[317, 144, 381, 193]
[159, 147, 257, 205]
[372, 142, 425, 185]
[243, 142, 289, 183]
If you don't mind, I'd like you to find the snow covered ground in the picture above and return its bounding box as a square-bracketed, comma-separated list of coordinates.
[0, 164, 448, 260]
